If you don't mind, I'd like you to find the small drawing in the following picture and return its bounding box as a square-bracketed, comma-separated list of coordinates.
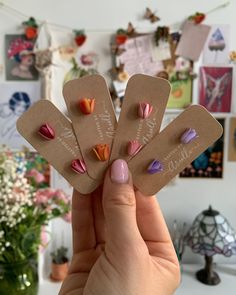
[0, 92, 31, 139]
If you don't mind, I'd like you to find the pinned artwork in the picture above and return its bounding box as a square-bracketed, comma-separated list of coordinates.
[17, 75, 223, 196]
[176, 21, 211, 61]
[228, 117, 236, 162]
[5, 35, 39, 81]
[199, 67, 232, 113]
[203, 25, 230, 64]
[0, 82, 40, 149]
[115, 35, 164, 77]
[180, 119, 224, 178]
[166, 57, 194, 109]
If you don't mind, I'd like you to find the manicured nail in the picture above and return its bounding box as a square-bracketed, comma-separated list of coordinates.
[147, 160, 163, 174]
[138, 102, 153, 119]
[111, 159, 129, 184]
[38, 123, 55, 140]
[79, 98, 95, 115]
[181, 128, 198, 144]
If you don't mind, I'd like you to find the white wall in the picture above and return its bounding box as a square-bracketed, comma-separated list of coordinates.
[1, 0, 236, 265]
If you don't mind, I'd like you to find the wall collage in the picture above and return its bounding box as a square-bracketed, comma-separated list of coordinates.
[0, 1, 236, 284]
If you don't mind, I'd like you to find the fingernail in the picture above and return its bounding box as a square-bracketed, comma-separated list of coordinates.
[110, 159, 129, 184]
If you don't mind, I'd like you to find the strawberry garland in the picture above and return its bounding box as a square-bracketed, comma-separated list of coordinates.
[22, 17, 38, 40]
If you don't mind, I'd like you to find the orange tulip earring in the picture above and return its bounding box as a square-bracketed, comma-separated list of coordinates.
[78, 98, 95, 115]
[93, 144, 110, 161]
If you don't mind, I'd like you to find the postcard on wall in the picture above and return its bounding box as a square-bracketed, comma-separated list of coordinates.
[180, 118, 224, 178]
[176, 21, 211, 61]
[202, 25, 230, 64]
[228, 117, 236, 161]
[116, 35, 164, 76]
[5, 34, 39, 81]
[199, 66, 232, 113]
[167, 78, 192, 109]
[151, 38, 171, 62]
[0, 82, 40, 149]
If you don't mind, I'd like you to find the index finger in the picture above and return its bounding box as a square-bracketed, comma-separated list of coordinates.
[72, 189, 96, 253]
[135, 190, 177, 263]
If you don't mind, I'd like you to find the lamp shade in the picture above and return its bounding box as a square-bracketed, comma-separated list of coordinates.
[185, 206, 236, 257]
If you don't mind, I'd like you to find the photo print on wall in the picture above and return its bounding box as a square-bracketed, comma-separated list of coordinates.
[199, 66, 232, 113]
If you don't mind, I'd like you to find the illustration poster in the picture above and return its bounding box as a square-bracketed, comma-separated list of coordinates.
[203, 25, 230, 64]
[199, 67, 232, 113]
[180, 119, 224, 178]
[0, 82, 40, 149]
[5, 34, 39, 81]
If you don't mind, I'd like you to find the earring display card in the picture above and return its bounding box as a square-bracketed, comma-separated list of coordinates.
[228, 117, 236, 161]
[110, 74, 171, 163]
[16, 100, 100, 194]
[63, 75, 117, 180]
[128, 105, 223, 195]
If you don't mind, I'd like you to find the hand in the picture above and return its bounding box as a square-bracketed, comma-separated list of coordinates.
[59, 159, 180, 295]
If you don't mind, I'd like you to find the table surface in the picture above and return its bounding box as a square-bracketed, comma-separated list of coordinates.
[38, 264, 236, 295]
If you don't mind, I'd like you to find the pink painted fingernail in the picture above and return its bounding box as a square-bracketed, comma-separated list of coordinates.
[110, 159, 129, 184]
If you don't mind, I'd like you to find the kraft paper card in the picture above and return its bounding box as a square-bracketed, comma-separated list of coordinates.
[110, 74, 171, 163]
[128, 105, 223, 195]
[63, 75, 117, 180]
[176, 21, 211, 61]
[16, 100, 100, 194]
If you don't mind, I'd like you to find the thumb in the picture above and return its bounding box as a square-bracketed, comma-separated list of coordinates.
[103, 159, 143, 247]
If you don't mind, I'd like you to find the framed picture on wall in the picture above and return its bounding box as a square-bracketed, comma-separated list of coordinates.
[199, 66, 232, 113]
[179, 118, 225, 178]
[5, 34, 39, 81]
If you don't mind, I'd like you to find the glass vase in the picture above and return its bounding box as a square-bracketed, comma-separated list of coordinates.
[0, 256, 38, 295]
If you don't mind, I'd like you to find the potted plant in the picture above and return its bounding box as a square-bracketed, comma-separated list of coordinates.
[0, 147, 71, 295]
[50, 246, 69, 281]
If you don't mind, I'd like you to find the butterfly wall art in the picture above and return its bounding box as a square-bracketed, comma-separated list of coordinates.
[199, 67, 232, 113]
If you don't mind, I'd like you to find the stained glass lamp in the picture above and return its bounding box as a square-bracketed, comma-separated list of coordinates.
[185, 206, 236, 285]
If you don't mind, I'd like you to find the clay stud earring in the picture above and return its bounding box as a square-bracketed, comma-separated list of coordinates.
[38, 123, 55, 140]
[180, 128, 198, 144]
[138, 102, 153, 119]
[71, 159, 87, 174]
[147, 160, 163, 174]
[127, 140, 142, 156]
[93, 144, 110, 161]
[78, 98, 95, 115]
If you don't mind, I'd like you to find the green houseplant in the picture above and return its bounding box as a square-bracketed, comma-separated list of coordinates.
[50, 246, 69, 281]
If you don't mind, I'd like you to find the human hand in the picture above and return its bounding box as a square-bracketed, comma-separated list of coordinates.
[59, 159, 180, 295]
